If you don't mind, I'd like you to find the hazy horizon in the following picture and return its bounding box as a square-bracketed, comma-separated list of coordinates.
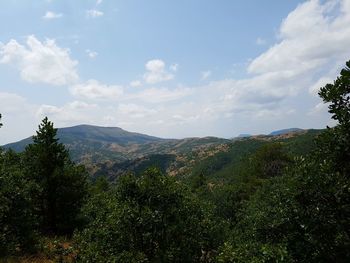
[2, 123, 315, 145]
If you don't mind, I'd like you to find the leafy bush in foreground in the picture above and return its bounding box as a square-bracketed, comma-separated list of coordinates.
[75, 168, 224, 262]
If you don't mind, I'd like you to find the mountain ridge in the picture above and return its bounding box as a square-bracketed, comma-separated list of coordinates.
[2, 124, 322, 179]
[3, 124, 229, 165]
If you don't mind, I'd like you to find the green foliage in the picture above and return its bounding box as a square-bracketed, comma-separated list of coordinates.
[0, 150, 38, 256]
[319, 61, 350, 127]
[191, 140, 266, 182]
[95, 154, 176, 181]
[317, 61, 350, 171]
[246, 143, 292, 179]
[23, 117, 88, 234]
[191, 142, 293, 226]
[189, 132, 317, 185]
[219, 155, 350, 262]
[217, 60, 350, 262]
[75, 168, 223, 262]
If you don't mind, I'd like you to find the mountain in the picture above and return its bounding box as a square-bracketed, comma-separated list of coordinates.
[4, 124, 164, 151]
[3, 125, 229, 165]
[269, 128, 303, 136]
[190, 129, 323, 182]
[237, 134, 251, 138]
[3, 125, 322, 180]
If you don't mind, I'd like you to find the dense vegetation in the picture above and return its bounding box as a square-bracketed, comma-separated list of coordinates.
[0, 61, 349, 262]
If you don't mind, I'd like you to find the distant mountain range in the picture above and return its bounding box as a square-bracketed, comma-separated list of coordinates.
[2, 125, 318, 179]
[3, 124, 229, 164]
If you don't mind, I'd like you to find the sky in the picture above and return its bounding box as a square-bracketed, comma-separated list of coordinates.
[1, 0, 350, 144]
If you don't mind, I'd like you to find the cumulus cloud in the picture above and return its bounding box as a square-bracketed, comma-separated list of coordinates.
[0, 92, 38, 144]
[208, 0, 350, 124]
[0, 92, 29, 113]
[70, 79, 123, 100]
[117, 104, 157, 118]
[133, 87, 192, 103]
[42, 11, 63, 19]
[2, 0, 350, 142]
[130, 80, 142, 87]
[85, 49, 98, 58]
[0, 35, 78, 86]
[86, 9, 104, 18]
[248, 0, 350, 76]
[143, 59, 174, 84]
[36, 101, 99, 125]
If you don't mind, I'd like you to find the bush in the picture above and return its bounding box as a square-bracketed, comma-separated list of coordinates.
[75, 168, 223, 262]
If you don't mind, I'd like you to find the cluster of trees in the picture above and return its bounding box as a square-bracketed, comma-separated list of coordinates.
[0, 117, 88, 256]
[0, 61, 349, 262]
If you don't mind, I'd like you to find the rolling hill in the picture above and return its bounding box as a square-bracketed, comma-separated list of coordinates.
[3, 125, 322, 180]
[3, 124, 229, 165]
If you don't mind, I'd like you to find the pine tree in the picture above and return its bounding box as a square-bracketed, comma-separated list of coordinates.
[24, 117, 87, 234]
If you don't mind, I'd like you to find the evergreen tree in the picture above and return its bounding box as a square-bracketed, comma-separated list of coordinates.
[24, 117, 88, 234]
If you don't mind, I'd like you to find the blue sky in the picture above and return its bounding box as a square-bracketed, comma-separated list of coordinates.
[1, 0, 350, 144]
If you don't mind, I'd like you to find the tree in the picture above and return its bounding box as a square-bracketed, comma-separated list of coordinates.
[319, 60, 350, 128]
[0, 113, 2, 128]
[317, 60, 350, 171]
[24, 117, 88, 234]
[248, 143, 292, 179]
[75, 168, 222, 262]
[217, 60, 350, 262]
[0, 150, 38, 256]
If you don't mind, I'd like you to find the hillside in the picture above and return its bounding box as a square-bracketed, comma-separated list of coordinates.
[3, 125, 230, 167]
[3, 125, 322, 180]
[189, 129, 323, 182]
[92, 129, 323, 180]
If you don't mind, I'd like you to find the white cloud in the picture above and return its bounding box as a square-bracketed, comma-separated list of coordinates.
[0, 92, 28, 113]
[248, 0, 350, 76]
[309, 76, 333, 95]
[96, 0, 103, 5]
[130, 80, 142, 87]
[86, 9, 104, 18]
[143, 59, 174, 84]
[36, 101, 99, 124]
[201, 70, 211, 80]
[0, 92, 38, 144]
[2, 0, 350, 143]
[210, 0, 350, 127]
[133, 87, 192, 103]
[85, 49, 98, 58]
[170, 63, 179, 72]
[308, 102, 328, 116]
[42, 11, 63, 19]
[117, 104, 157, 118]
[70, 79, 123, 100]
[0, 35, 78, 86]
